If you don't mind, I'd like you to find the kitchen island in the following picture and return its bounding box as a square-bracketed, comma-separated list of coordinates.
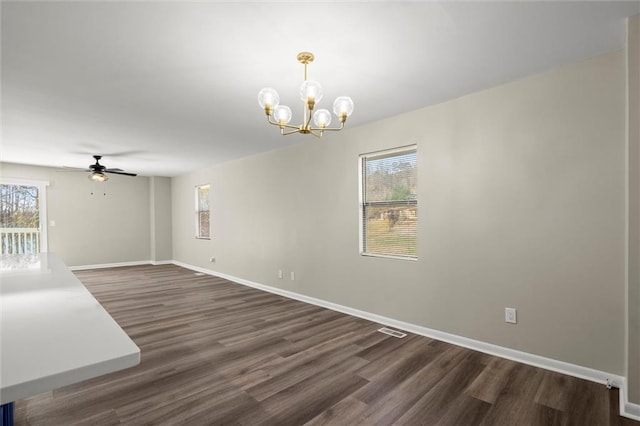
[0, 253, 140, 426]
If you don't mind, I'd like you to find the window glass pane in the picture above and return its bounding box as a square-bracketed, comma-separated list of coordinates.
[198, 211, 210, 239]
[0, 185, 39, 228]
[363, 204, 417, 257]
[364, 151, 417, 203]
[198, 186, 209, 211]
[0, 184, 41, 254]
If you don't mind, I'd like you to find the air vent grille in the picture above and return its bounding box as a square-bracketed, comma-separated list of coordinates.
[378, 327, 407, 338]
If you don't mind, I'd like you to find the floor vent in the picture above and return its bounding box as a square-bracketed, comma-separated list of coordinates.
[194, 272, 206, 276]
[378, 327, 407, 338]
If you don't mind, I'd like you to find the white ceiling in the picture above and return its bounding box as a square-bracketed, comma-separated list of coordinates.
[2, 1, 639, 177]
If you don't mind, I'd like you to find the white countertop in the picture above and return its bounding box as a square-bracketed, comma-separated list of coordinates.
[0, 253, 140, 404]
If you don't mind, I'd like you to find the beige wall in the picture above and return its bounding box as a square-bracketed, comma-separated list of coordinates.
[627, 14, 640, 404]
[172, 49, 627, 374]
[0, 162, 152, 266]
[150, 176, 173, 263]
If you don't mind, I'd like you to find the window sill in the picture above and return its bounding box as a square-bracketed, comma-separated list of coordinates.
[360, 253, 417, 262]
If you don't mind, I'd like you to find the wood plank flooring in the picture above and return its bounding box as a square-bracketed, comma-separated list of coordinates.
[13, 264, 639, 425]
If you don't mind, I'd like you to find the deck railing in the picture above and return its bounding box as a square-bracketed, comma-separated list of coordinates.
[0, 228, 41, 254]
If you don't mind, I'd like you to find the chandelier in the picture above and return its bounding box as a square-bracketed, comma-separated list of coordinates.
[258, 52, 354, 137]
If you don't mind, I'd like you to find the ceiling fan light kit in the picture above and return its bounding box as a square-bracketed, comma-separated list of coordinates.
[258, 52, 354, 138]
[88, 171, 108, 182]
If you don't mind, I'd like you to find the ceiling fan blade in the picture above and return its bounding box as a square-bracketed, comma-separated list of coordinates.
[64, 155, 137, 177]
[104, 170, 137, 177]
[59, 166, 92, 172]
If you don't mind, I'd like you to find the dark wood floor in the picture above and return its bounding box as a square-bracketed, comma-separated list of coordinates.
[14, 264, 638, 425]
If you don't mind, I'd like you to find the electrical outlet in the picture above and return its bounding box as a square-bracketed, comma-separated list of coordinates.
[278, 270, 283, 279]
[290, 271, 295, 281]
[505, 307, 517, 324]
[209, 257, 216, 263]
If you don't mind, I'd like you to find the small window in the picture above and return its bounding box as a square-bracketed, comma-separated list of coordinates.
[360, 146, 417, 259]
[195, 184, 210, 239]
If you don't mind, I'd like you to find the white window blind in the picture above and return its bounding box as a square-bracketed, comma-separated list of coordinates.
[360, 147, 417, 259]
[195, 184, 210, 239]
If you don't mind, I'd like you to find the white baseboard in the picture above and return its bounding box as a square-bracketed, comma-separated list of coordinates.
[171, 261, 627, 397]
[69, 259, 173, 270]
[620, 384, 640, 421]
[69, 260, 152, 271]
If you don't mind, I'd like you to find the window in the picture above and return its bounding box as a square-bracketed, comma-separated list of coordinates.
[0, 178, 49, 254]
[360, 146, 417, 259]
[195, 184, 210, 239]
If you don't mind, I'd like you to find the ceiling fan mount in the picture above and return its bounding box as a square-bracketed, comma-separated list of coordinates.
[89, 155, 107, 173]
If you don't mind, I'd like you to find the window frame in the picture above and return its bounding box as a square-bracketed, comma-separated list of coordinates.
[194, 184, 211, 240]
[359, 145, 417, 261]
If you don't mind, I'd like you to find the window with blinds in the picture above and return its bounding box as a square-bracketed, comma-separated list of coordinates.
[195, 184, 210, 239]
[360, 146, 417, 259]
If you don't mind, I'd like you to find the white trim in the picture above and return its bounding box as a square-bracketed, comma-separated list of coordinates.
[360, 252, 418, 262]
[358, 154, 364, 254]
[171, 260, 625, 390]
[0, 177, 50, 187]
[69, 260, 151, 271]
[621, 382, 640, 420]
[621, 19, 640, 423]
[622, 16, 640, 424]
[150, 260, 173, 266]
[624, 15, 632, 423]
[360, 144, 418, 160]
[624, 403, 640, 421]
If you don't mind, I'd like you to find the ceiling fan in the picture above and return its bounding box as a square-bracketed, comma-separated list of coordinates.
[65, 155, 137, 182]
